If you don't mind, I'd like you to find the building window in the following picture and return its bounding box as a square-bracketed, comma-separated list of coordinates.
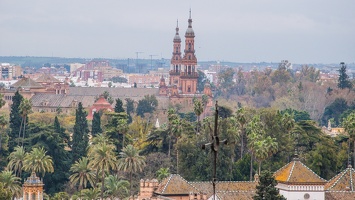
[188, 43, 191, 51]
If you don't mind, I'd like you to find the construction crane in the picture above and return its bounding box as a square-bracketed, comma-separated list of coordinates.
[135, 52, 144, 73]
[149, 54, 158, 70]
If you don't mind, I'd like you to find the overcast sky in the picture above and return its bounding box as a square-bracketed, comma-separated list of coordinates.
[0, 0, 354, 64]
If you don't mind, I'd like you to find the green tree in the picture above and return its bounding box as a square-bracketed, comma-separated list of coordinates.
[247, 115, 264, 180]
[7, 146, 25, 177]
[193, 99, 203, 133]
[136, 95, 158, 118]
[0, 170, 21, 199]
[343, 112, 355, 167]
[9, 91, 23, 151]
[91, 112, 102, 137]
[25, 122, 70, 194]
[51, 192, 70, 200]
[81, 188, 100, 200]
[117, 144, 146, 198]
[0, 183, 12, 200]
[23, 147, 54, 177]
[114, 98, 125, 113]
[337, 62, 352, 89]
[0, 94, 5, 109]
[71, 102, 89, 163]
[54, 116, 69, 142]
[69, 157, 95, 190]
[88, 139, 117, 200]
[322, 98, 349, 126]
[0, 114, 8, 166]
[197, 70, 208, 92]
[235, 107, 247, 159]
[156, 167, 170, 182]
[253, 170, 286, 200]
[125, 98, 135, 123]
[18, 98, 32, 146]
[104, 113, 129, 153]
[104, 175, 130, 200]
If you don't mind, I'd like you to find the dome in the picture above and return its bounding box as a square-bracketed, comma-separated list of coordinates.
[174, 34, 181, 42]
[185, 28, 194, 36]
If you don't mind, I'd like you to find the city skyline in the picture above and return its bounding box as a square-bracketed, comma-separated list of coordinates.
[0, 0, 354, 64]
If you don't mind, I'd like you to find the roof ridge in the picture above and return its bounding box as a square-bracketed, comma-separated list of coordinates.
[350, 167, 354, 191]
[161, 174, 174, 193]
[176, 174, 200, 192]
[274, 160, 293, 175]
[298, 160, 326, 181]
[328, 168, 348, 190]
[287, 161, 296, 182]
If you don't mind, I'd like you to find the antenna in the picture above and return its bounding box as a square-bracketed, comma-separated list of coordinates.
[149, 55, 158, 70]
[135, 52, 144, 73]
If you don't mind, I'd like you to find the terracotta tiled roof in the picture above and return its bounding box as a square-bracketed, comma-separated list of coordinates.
[214, 191, 255, 200]
[11, 77, 44, 89]
[190, 181, 256, 200]
[30, 93, 95, 108]
[274, 158, 326, 184]
[325, 192, 355, 200]
[326, 166, 355, 191]
[68, 87, 159, 100]
[35, 74, 61, 83]
[94, 97, 111, 106]
[155, 174, 199, 195]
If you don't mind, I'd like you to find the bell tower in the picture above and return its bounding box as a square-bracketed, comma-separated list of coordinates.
[181, 10, 198, 94]
[169, 20, 182, 87]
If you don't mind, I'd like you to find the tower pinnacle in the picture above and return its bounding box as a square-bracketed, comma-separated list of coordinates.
[188, 9, 192, 28]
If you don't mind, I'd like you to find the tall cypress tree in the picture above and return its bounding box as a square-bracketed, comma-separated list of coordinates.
[253, 170, 286, 200]
[54, 116, 69, 143]
[91, 112, 102, 137]
[71, 102, 89, 163]
[114, 98, 125, 113]
[9, 90, 23, 151]
[338, 62, 352, 89]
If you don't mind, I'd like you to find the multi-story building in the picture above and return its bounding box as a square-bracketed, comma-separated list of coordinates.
[159, 11, 213, 110]
[0, 63, 22, 80]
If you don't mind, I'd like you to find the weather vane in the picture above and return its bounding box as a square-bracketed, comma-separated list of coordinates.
[202, 101, 227, 200]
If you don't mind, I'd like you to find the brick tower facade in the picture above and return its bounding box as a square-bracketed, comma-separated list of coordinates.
[180, 10, 198, 94]
[169, 20, 182, 88]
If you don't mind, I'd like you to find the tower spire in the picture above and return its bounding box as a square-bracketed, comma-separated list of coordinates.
[176, 19, 179, 34]
[188, 9, 192, 28]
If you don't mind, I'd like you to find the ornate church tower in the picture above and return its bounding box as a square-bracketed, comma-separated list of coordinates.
[181, 10, 198, 94]
[169, 20, 182, 87]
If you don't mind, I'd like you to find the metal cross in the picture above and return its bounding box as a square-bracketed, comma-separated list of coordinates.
[202, 101, 227, 200]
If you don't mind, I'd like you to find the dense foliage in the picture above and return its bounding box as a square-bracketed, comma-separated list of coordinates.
[2, 63, 355, 199]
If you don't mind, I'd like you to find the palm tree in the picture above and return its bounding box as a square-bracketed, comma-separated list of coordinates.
[81, 188, 100, 200]
[235, 107, 247, 158]
[281, 112, 295, 161]
[0, 170, 22, 198]
[18, 98, 32, 146]
[343, 112, 355, 166]
[253, 136, 278, 175]
[104, 175, 130, 200]
[23, 147, 54, 177]
[69, 157, 96, 190]
[193, 99, 203, 134]
[7, 146, 25, 177]
[246, 115, 264, 180]
[117, 144, 146, 199]
[88, 140, 117, 200]
[156, 167, 170, 182]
